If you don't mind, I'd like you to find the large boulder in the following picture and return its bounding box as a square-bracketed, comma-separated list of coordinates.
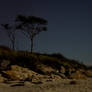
[36, 64, 55, 75]
[3, 65, 43, 81]
[70, 70, 87, 79]
[60, 66, 66, 74]
[85, 70, 92, 77]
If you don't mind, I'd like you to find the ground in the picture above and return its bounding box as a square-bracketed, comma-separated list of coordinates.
[0, 79, 92, 92]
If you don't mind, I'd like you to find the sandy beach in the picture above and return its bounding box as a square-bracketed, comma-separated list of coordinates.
[0, 79, 92, 92]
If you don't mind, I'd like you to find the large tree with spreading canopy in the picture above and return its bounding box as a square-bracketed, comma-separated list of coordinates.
[16, 15, 48, 53]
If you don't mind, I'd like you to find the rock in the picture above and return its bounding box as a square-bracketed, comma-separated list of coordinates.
[3, 65, 44, 81]
[60, 66, 66, 74]
[49, 74, 62, 81]
[36, 64, 55, 74]
[58, 73, 66, 79]
[2, 65, 67, 82]
[70, 70, 87, 79]
[85, 70, 92, 77]
[52, 72, 66, 79]
[3, 70, 22, 80]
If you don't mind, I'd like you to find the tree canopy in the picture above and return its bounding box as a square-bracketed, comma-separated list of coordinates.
[16, 15, 48, 52]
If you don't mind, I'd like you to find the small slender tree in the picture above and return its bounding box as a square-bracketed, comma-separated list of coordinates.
[16, 15, 48, 53]
[1, 24, 16, 50]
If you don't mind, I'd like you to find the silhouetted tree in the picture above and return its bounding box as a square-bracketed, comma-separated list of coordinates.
[16, 15, 48, 53]
[1, 24, 16, 50]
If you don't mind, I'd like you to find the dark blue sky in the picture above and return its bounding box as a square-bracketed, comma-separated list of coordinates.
[0, 0, 92, 65]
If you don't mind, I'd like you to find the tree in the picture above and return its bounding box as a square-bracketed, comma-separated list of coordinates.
[16, 15, 48, 53]
[1, 24, 16, 50]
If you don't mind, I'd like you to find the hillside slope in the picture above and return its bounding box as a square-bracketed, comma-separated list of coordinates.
[0, 46, 92, 83]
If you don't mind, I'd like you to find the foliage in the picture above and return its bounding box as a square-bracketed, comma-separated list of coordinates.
[1, 24, 16, 50]
[15, 15, 48, 52]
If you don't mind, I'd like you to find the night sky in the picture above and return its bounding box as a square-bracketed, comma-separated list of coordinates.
[0, 0, 92, 65]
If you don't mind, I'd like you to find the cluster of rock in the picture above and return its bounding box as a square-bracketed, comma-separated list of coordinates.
[0, 65, 62, 83]
[0, 62, 92, 83]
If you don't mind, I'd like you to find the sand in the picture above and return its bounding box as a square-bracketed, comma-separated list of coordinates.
[0, 79, 92, 92]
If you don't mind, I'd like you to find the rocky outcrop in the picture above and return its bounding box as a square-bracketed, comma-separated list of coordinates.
[2, 65, 62, 82]
[1, 64, 90, 82]
[36, 64, 55, 74]
[60, 66, 66, 74]
[3, 65, 43, 81]
[70, 70, 87, 79]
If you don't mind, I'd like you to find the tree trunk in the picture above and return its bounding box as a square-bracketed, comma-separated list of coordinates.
[31, 37, 34, 53]
[11, 40, 15, 50]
